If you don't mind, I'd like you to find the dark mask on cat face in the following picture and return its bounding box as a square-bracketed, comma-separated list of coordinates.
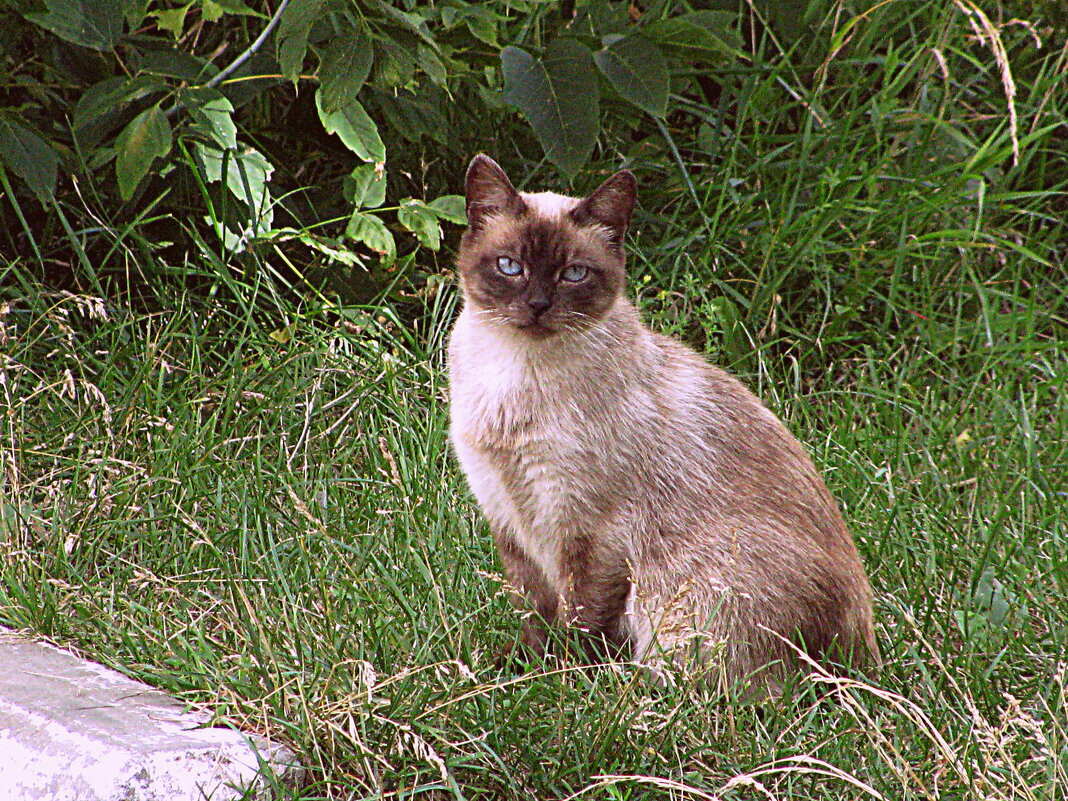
[456, 155, 637, 339]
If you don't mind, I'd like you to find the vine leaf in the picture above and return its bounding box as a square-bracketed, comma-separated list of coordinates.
[594, 34, 668, 118]
[196, 144, 273, 208]
[428, 195, 466, 225]
[0, 116, 59, 201]
[346, 163, 387, 209]
[346, 211, 396, 260]
[316, 90, 386, 164]
[318, 24, 374, 114]
[24, 0, 125, 51]
[642, 10, 743, 65]
[151, 3, 190, 38]
[115, 104, 172, 201]
[73, 77, 166, 133]
[462, 6, 497, 46]
[276, 0, 323, 85]
[184, 89, 238, 149]
[501, 38, 599, 178]
[397, 199, 441, 250]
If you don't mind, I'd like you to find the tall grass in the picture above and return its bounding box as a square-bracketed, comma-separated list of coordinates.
[2, 2, 1066, 799]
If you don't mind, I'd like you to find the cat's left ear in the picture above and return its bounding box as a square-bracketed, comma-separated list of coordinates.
[569, 169, 637, 250]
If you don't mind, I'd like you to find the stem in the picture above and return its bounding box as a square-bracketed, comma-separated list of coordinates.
[654, 117, 701, 209]
[166, 0, 292, 119]
[205, 0, 292, 90]
[0, 166, 45, 268]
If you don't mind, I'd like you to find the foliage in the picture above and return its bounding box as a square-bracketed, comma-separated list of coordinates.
[3, 0, 478, 291]
[2, 0, 1068, 798]
[3, 0, 1064, 335]
[0, 0, 746, 301]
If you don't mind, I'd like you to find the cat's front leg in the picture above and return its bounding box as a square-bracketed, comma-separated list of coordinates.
[559, 535, 632, 661]
[492, 524, 559, 661]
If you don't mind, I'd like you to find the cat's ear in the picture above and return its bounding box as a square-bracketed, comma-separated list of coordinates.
[569, 169, 637, 249]
[465, 154, 524, 231]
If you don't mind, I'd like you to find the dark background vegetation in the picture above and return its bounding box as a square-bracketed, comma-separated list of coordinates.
[5, 0, 1063, 351]
[2, 1, 1067, 799]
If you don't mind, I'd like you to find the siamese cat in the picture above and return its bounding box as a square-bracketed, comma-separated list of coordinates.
[448, 155, 877, 688]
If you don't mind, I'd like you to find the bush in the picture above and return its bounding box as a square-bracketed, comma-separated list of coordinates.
[1, 0, 1065, 352]
[0, 0, 742, 298]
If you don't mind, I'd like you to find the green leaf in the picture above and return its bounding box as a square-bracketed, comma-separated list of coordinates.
[315, 90, 385, 164]
[196, 143, 275, 249]
[120, 0, 148, 29]
[199, 0, 223, 23]
[345, 162, 387, 209]
[586, 0, 629, 36]
[462, 6, 497, 46]
[151, 3, 190, 37]
[375, 88, 448, 145]
[317, 24, 374, 114]
[24, 0, 125, 51]
[416, 44, 447, 87]
[642, 10, 743, 64]
[397, 198, 441, 250]
[346, 211, 396, 259]
[195, 142, 273, 208]
[276, 0, 323, 85]
[594, 34, 668, 118]
[374, 1, 435, 47]
[205, 0, 264, 15]
[115, 104, 172, 201]
[0, 116, 59, 201]
[289, 231, 364, 267]
[697, 121, 719, 154]
[374, 39, 417, 88]
[502, 39, 599, 178]
[73, 76, 166, 132]
[184, 88, 237, 148]
[428, 194, 466, 225]
[135, 46, 215, 81]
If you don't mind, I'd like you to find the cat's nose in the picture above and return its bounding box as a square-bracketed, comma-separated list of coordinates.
[527, 295, 551, 316]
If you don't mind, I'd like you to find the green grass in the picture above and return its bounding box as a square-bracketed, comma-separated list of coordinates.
[3, 3, 1067, 799]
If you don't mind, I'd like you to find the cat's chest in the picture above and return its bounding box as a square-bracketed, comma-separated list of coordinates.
[449, 327, 591, 522]
[450, 351, 584, 499]
[448, 316, 582, 447]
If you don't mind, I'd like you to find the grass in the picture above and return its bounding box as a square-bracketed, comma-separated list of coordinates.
[2, 2, 1067, 799]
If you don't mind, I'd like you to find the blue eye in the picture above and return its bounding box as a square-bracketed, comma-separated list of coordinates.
[560, 264, 589, 282]
[496, 256, 522, 276]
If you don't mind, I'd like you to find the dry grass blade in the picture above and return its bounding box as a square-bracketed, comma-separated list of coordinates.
[564, 773, 724, 801]
[721, 755, 885, 799]
[953, 0, 1022, 164]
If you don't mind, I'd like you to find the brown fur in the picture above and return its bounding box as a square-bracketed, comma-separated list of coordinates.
[448, 155, 878, 689]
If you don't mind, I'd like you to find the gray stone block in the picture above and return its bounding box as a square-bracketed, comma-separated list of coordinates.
[0, 627, 303, 800]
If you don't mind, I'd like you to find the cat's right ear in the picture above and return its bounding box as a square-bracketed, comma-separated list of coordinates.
[569, 169, 636, 250]
[465, 155, 523, 231]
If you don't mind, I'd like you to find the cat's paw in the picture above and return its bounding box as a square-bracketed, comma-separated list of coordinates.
[492, 623, 552, 671]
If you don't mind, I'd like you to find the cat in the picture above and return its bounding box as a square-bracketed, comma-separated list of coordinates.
[448, 154, 878, 689]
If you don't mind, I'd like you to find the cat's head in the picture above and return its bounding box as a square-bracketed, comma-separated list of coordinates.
[455, 154, 636, 339]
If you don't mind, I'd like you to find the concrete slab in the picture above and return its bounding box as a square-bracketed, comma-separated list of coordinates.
[0, 627, 303, 800]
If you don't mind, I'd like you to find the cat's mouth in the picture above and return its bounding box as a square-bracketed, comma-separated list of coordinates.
[514, 320, 557, 339]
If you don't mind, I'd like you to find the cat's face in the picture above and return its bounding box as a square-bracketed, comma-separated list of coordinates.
[456, 155, 636, 339]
